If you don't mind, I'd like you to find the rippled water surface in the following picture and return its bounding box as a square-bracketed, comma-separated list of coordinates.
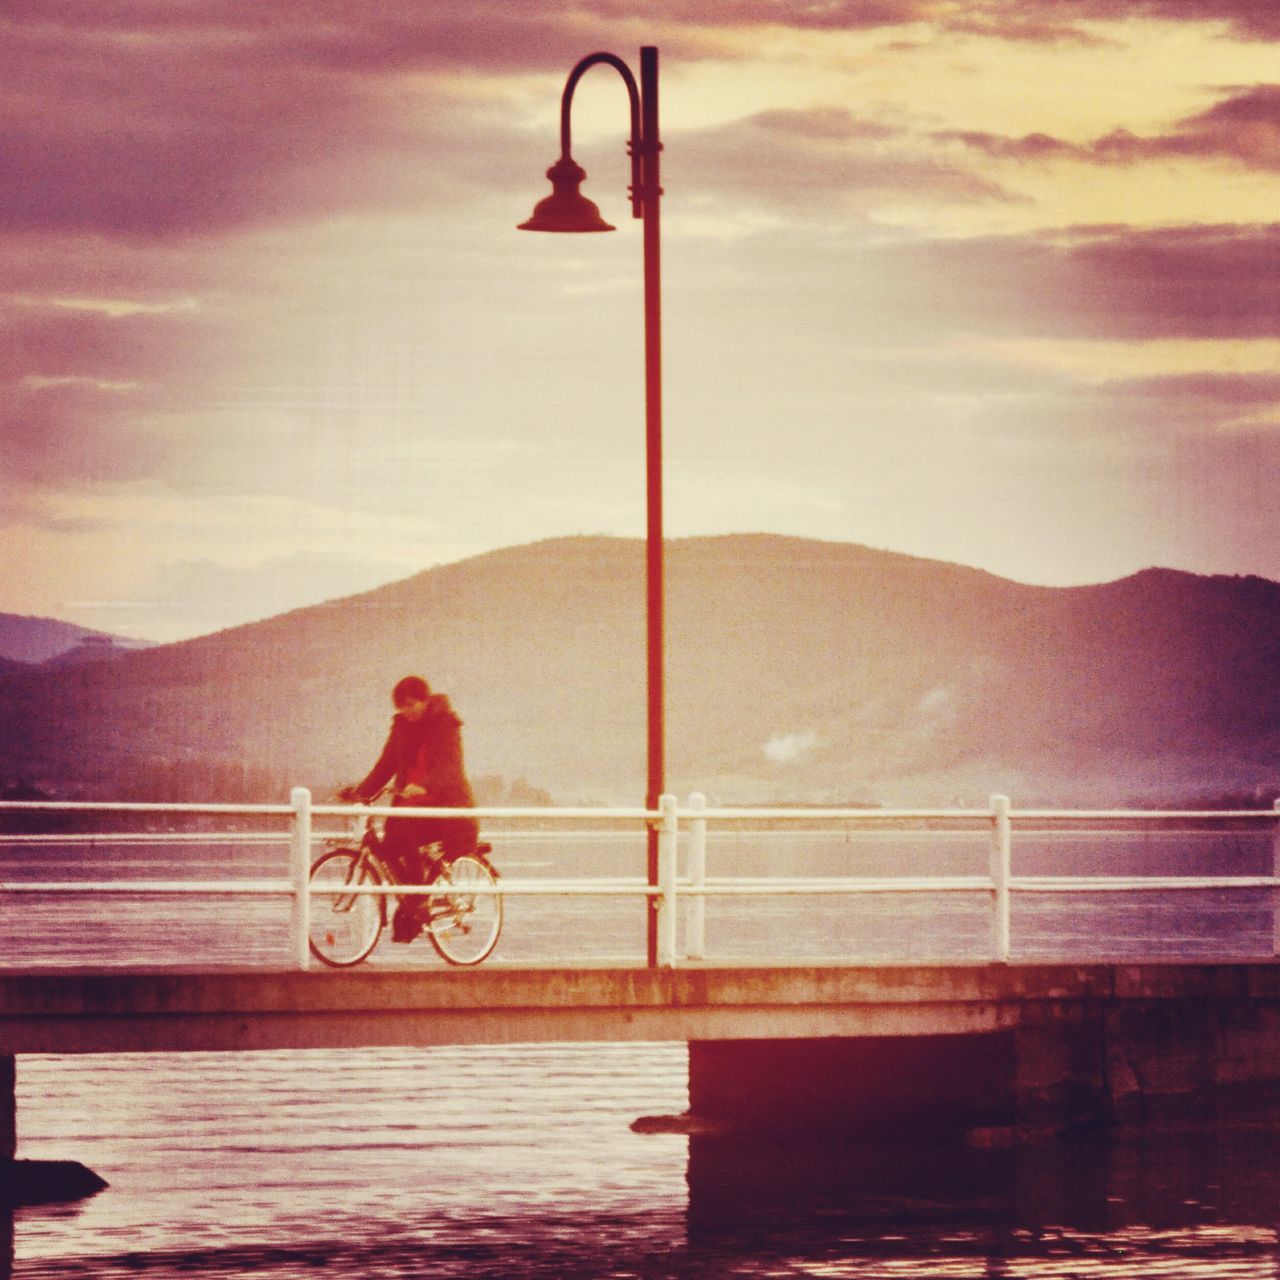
[13, 1045, 1280, 1278]
[13, 1045, 690, 1277]
[6, 823, 1280, 1276]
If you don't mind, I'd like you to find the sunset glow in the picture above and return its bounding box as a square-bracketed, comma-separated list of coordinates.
[3, 2, 1278, 641]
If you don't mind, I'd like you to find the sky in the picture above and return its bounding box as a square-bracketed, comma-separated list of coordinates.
[3, 0, 1279, 643]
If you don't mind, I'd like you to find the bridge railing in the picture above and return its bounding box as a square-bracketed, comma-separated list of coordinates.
[685, 795, 1280, 966]
[2, 792, 1279, 969]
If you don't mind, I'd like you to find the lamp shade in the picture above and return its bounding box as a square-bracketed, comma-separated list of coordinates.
[518, 157, 615, 232]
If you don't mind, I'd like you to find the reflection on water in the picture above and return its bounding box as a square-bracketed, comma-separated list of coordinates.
[10, 1045, 1280, 1278]
[688, 1128, 1280, 1274]
[11, 1045, 686, 1279]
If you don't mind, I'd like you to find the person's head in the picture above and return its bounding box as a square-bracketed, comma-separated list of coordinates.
[392, 675, 431, 721]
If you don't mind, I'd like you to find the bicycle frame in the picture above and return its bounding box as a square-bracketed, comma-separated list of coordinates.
[335, 813, 447, 895]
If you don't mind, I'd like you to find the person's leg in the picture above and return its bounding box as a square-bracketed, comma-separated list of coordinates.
[384, 817, 430, 942]
[381, 818, 417, 881]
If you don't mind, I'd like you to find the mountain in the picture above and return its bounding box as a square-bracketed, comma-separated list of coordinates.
[0, 613, 152, 665]
[1, 535, 1278, 805]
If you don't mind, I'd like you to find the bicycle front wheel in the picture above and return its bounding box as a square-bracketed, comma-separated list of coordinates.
[309, 848, 384, 967]
[427, 854, 502, 966]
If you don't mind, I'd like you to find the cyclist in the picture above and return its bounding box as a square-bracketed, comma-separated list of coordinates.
[339, 675, 479, 943]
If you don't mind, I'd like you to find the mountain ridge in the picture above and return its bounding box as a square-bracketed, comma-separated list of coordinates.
[1, 534, 1276, 806]
[0, 613, 152, 665]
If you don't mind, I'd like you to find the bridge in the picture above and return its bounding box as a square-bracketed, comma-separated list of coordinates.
[5, 959, 1280, 1123]
[3, 793, 1280, 1203]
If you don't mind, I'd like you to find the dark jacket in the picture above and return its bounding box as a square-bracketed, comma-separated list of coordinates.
[355, 694, 475, 809]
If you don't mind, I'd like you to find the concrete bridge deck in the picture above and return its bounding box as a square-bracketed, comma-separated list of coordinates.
[3, 960, 1278, 1053]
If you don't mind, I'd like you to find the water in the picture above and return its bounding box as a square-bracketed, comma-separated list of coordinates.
[12, 1044, 688, 1278]
[13, 1046, 1280, 1278]
[5, 822, 1280, 1276]
[15, 1044, 1280, 1274]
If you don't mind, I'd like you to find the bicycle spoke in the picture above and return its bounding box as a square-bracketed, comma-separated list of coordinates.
[427, 854, 502, 965]
[308, 848, 383, 967]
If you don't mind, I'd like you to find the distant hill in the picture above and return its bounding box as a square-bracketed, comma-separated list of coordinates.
[1, 535, 1277, 805]
[0, 612, 151, 665]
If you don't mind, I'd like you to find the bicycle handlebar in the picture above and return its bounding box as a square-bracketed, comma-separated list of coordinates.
[332, 785, 398, 805]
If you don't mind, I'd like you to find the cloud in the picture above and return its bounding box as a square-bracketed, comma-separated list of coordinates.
[750, 108, 906, 144]
[672, 107, 1015, 215]
[0, 5, 566, 239]
[3, 1, 665, 77]
[1168, 85, 1280, 169]
[0, 382, 165, 489]
[131, 550, 412, 640]
[918, 687, 952, 713]
[1035, 225, 1280, 340]
[6, 3, 1275, 246]
[913, 686, 958, 736]
[581, 0, 935, 34]
[968, 369, 1280, 453]
[942, 85, 1280, 172]
[853, 224, 1280, 343]
[684, 220, 1280, 361]
[1055, 0, 1280, 41]
[1108, 371, 1280, 410]
[3, 0, 1277, 625]
[914, 0, 1280, 43]
[763, 730, 818, 764]
[0, 294, 244, 488]
[940, 130, 1084, 160]
[585, 0, 1280, 43]
[0, 300, 220, 384]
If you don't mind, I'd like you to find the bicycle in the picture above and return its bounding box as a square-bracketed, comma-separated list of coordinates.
[308, 792, 503, 968]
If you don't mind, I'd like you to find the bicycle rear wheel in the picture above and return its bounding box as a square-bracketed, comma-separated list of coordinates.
[309, 847, 384, 967]
[427, 854, 502, 966]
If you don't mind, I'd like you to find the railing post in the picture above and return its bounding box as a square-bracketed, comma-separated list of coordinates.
[1272, 798, 1280, 956]
[290, 786, 312, 971]
[687, 792, 707, 961]
[656, 793, 679, 967]
[990, 793, 1011, 962]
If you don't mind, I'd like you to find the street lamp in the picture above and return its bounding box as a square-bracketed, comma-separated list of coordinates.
[519, 46, 665, 967]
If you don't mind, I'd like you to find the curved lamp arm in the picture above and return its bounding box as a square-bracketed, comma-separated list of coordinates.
[559, 52, 644, 218]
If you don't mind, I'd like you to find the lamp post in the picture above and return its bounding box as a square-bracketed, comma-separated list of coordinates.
[519, 46, 665, 967]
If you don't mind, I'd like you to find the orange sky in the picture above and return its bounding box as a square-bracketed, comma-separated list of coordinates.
[2, 2, 1278, 641]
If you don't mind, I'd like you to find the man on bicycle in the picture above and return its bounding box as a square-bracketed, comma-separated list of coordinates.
[340, 675, 479, 943]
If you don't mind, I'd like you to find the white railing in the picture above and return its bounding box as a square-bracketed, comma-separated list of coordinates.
[2, 791, 1278, 970]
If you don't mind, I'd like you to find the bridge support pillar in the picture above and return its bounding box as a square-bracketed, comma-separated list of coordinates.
[688, 1000, 1280, 1150]
[684, 1035, 1019, 1231]
[0, 1057, 107, 1207]
[683, 1011, 1280, 1228]
[1015, 1000, 1280, 1130]
[688, 1035, 1016, 1140]
[1, 1057, 12, 1162]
